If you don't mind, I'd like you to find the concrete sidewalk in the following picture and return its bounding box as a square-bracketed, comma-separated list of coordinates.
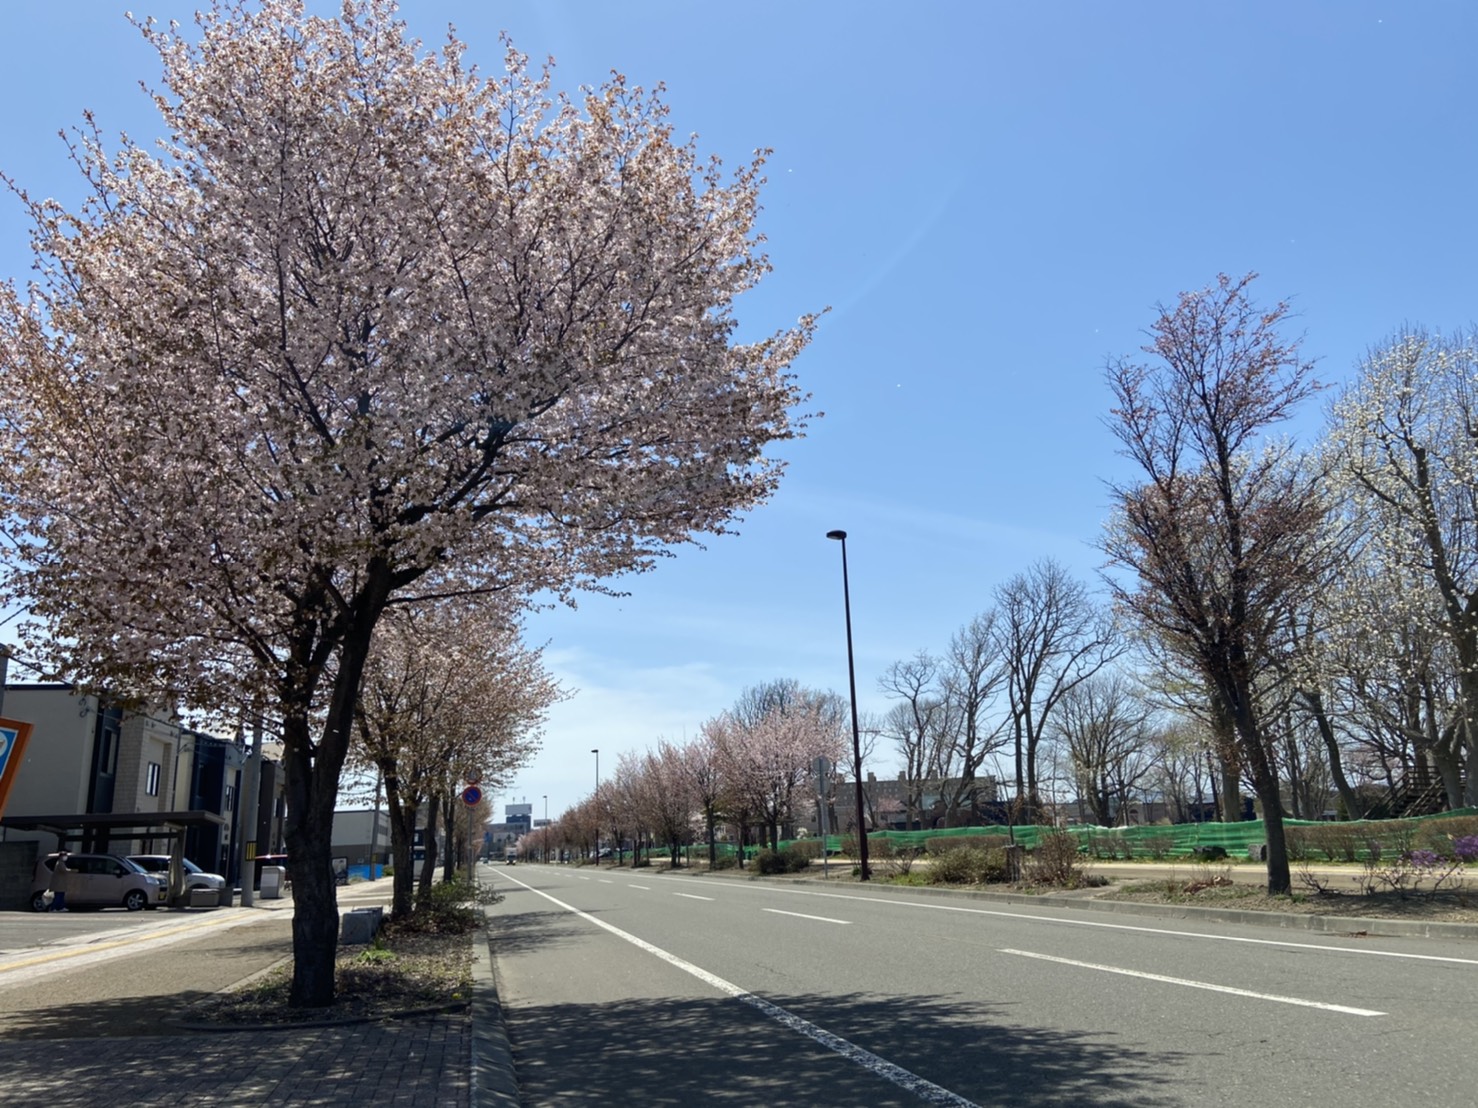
[0, 877, 516, 1108]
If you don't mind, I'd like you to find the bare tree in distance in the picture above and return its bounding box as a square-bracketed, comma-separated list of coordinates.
[1102, 272, 1329, 894]
[1052, 672, 1153, 826]
[995, 560, 1123, 824]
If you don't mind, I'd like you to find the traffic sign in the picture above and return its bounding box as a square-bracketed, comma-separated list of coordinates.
[461, 785, 483, 807]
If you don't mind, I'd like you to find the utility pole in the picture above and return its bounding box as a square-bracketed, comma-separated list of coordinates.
[236, 711, 263, 908]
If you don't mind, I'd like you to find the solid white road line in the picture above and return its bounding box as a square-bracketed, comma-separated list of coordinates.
[496, 869, 979, 1107]
[629, 885, 651, 890]
[673, 893, 714, 901]
[999, 948, 1386, 1017]
[763, 909, 852, 925]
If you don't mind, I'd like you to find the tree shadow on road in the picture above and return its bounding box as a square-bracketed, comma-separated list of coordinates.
[501, 988, 1191, 1107]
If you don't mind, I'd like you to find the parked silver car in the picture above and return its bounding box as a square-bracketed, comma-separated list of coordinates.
[31, 853, 167, 912]
[127, 854, 228, 897]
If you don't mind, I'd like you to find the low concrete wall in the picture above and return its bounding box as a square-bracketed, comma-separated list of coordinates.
[0, 840, 39, 911]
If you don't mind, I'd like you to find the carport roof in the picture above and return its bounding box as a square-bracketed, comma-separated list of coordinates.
[0, 810, 227, 836]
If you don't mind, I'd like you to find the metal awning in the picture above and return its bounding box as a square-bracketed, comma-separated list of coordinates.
[1, 810, 227, 848]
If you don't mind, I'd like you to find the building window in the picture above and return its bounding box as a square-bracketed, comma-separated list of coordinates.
[145, 762, 161, 797]
[225, 784, 235, 812]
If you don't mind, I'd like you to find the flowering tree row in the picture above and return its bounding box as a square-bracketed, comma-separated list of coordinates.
[535, 680, 847, 866]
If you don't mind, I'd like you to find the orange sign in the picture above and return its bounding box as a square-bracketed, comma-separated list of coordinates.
[0, 717, 35, 820]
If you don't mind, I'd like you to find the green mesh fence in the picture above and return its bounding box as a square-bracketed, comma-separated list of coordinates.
[781, 807, 1478, 861]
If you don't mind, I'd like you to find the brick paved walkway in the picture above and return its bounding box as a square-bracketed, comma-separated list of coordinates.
[0, 1016, 471, 1108]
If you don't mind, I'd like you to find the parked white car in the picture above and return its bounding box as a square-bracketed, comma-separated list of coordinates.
[127, 855, 228, 896]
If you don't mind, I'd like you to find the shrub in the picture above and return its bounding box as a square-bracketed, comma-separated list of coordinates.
[407, 875, 500, 934]
[1453, 835, 1478, 863]
[711, 854, 738, 871]
[1027, 831, 1090, 888]
[869, 838, 923, 878]
[1283, 827, 1312, 862]
[924, 833, 1009, 855]
[1143, 833, 1176, 861]
[1087, 832, 1128, 860]
[923, 844, 1012, 886]
[755, 847, 812, 875]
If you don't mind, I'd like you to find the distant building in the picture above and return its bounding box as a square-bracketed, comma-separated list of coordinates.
[812, 772, 1005, 833]
[332, 807, 391, 867]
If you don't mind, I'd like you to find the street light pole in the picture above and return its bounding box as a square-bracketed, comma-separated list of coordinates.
[542, 794, 548, 863]
[591, 748, 600, 863]
[826, 529, 870, 881]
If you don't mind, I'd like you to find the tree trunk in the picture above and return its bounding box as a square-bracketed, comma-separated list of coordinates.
[282, 708, 339, 1008]
[377, 757, 418, 919]
[1226, 691, 1291, 894]
[705, 803, 717, 868]
[417, 797, 440, 906]
[1301, 688, 1364, 819]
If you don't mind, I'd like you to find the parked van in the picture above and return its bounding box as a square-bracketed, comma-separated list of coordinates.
[31, 853, 167, 912]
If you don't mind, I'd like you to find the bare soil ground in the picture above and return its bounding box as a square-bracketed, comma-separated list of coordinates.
[1094, 864, 1478, 923]
[188, 923, 473, 1026]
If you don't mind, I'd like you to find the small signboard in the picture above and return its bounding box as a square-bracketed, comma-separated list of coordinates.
[0, 718, 35, 820]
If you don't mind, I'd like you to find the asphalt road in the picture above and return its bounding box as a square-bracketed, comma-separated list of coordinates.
[483, 863, 1478, 1108]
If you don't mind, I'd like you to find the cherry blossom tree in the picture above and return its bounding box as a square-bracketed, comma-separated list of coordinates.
[1327, 329, 1478, 806]
[630, 741, 696, 867]
[717, 680, 846, 851]
[683, 724, 728, 867]
[352, 601, 557, 917]
[0, 1, 814, 1005]
[1103, 273, 1328, 894]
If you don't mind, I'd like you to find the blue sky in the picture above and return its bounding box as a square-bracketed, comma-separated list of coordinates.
[4, 2, 1477, 822]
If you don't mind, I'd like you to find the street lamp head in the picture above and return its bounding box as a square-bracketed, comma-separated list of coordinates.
[590, 748, 599, 754]
[826, 529, 847, 541]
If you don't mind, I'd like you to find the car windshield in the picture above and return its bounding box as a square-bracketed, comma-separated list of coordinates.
[182, 859, 203, 874]
[119, 857, 148, 874]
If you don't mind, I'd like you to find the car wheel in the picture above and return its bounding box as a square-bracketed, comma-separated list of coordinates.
[30, 891, 49, 912]
[123, 889, 148, 911]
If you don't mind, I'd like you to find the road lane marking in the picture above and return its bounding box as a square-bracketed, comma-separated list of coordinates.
[763, 909, 851, 925]
[663, 878, 1478, 967]
[495, 869, 979, 1107]
[673, 893, 714, 901]
[999, 948, 1385, 1016]
[630, 885, 651, 890]
[599, 880, 613, 884]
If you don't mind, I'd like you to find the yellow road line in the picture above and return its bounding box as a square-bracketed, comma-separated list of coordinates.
[0, 912, 280, 974]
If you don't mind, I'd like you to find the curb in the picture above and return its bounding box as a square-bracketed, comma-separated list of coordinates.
[470, 918, 519, 1108]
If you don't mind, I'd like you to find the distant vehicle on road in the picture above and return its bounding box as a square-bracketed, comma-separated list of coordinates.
[31, 853, 167, 912]
[126, 855, 228, 896]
